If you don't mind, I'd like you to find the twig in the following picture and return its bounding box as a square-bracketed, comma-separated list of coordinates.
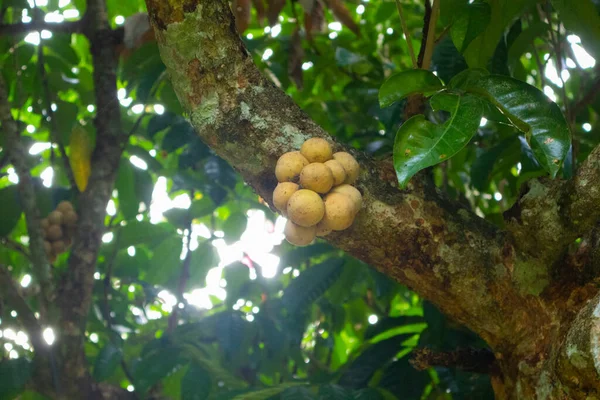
[416, 0, 432, 68]
[0, 20, 82, 36]
[0, 238, 32, 260]
[395, 0, 417, 69]
[37, 43, 76, 188]
[410, 347, 497, 374]
[421, 0, 440, 70]
[0, 75, 53, 320]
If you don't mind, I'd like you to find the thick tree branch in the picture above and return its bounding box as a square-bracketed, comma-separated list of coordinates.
[504, 144, 600, 276]
[0, 20, 82, 36]
[54, 0, 127, 398]
[143, 0, 553, 352]
[410, 347, 497, 374]
[0, 75, 53, 319]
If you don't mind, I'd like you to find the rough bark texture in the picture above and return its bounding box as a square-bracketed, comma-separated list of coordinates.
[142, 1, 600, 399]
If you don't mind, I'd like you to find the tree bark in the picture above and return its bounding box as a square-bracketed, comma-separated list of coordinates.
[143, 1, 600, 398]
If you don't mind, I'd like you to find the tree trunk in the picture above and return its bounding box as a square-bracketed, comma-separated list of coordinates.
[141, 1, 600, 398]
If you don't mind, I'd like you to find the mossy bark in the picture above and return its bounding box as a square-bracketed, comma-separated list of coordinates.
[143, 1, 600, 398]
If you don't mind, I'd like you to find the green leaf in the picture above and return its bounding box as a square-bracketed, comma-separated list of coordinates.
[462, 0, 538, 68]
[133, 347, 182, 394]
[507, 22, 549, 72]
[145, 236, 183, 285]
[393, 93, 483, 187]
[552, 0, 600, 60]
[318, 384, 353, 399]
[231, 383, 308, 400]
[281, 386, 317, 400]
[179, 343, 247, 390]
[468, 75, 571, 177]
[222, 212, 247, 243]
[338, 335, 410, 389]
[188, 241, 219, 287]
[190, 196, 215, 219]
[181, 363, 211, 400]
[470, 136, 520, 191]
[281, 258, 345, 315]
[93, 343, 123, 382]
[116, 159, 138, 220]
[377, 358, 430, 400]
[0, 358, 33, 398]
[379, 70, 444, 108]
[0, 186, 22, 237]
[450, 2, 491, 52]
[117, 221, 173, 249]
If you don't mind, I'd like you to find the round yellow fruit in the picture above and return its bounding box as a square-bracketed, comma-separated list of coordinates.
[286, 189, 325, 227]
[284, 220, 316, 246]
[331, 184, 362, 215]
[324, 160, 347, 187]
[320, 192, 356, 231]
[63, 210, 78, 226]
[299, 163, 334, 194]
[275, 151, 309, 182]
[273, 182, 299, 215]
[46, 225, 63, 241]
[52, 240, 66, 254]
[333, 152, 360, 184]
[48, 210, 63, 225]
[300, 138, 333, 163]
[41, 218, 49, 230]
[56, 201, 74, 214]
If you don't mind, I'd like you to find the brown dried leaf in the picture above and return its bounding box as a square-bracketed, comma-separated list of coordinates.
[325, 0, 360, 36]
[267, 0, 286, 27]
[304, 0, 325, 41]
[252, 0, 267, 25]
[233, 0, 252, 34]
[288, 28, 305, 90]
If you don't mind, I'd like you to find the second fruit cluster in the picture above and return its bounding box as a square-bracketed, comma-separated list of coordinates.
[273, 138, 362, 246]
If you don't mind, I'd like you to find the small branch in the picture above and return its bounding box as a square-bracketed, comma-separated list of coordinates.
[416, 0, 432, 68]
[0, 20, 82, 36]
[410, 347, 497, 374]
[1, 237, 32, 260]
[395, 0, 417, 69]
[0, 75, 53, 320]
[421, 0, 440, 70]
[0, 266, 45, 351]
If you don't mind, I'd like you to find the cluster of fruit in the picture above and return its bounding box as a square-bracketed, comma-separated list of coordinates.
[273, 138, 362, 246]
[40, 201, 78, 263]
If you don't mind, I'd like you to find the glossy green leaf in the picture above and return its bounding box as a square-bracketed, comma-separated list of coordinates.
[469, 75, 571, 177]
[181, 363, 211, 400]
[133, 347, 182, 394]
[393, 93, 483, 187]
[450, 2, 491, 52]
[462, 0, 538, 68]
[145, 236, 183, 284]
[379, 70, 444, 108]
[117, 221, 173, 249]
[222, 212, 247, 243]
[116, 159, 138, 220]
[470, 136, 520, 191]
[0, 186, 22, 237]
[280, 386, 317, 400]
[507, 22, 549, 71]
[281, 258, 345, 315]
[552, 0, 600, 60]
[93, 343, 122, 382]
[318, 384, 352, 399]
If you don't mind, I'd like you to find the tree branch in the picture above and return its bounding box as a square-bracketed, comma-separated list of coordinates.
[410, 347, 497, 374]
[143, 0, 552, 353]
[0, 75, 53, 319]
[54, 0, 127, 397]
[0, 20, 82, 36]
